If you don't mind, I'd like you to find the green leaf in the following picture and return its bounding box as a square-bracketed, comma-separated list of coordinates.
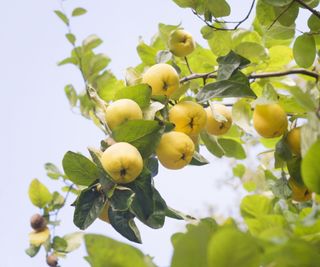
[287, 157, 303, 185]
[58, 57, 78, 66]
[96, 71, 125, 102]
[302, 140, 320, 194]
[196, 71, 256, 103]
[127, 169, 166, 228]
[208, 31, 232, 56]
[49, 191, 65, 211]
[263, 0, 292, 6]
[240, 195, 272, 218]
[245, 214, 287, 237]
[54, 10, 69, 25]
[115, 84, 151, 109]
[232, 99, 253, 134]
[62, 151, 100, 186]
[217, 51, 251, 80]
[207, 227, 262, 267]
[218, 138, 246, 159]
[156, 50, 172, 63]
[73, 185, 105, 230]
[28, 179, 52, 208]
[85, 234, 155, 267]
[263, 239, 320, 267]
[293, 34, 316, 68]
[25, 245, 41, 257]
[200, 132, 224, 158]
[52, 236, 68, 252]
[271, 177, 292, 199]
[233, 164, 246, 178]
[64, 84, 77, 107]
[65, 33, 76, 45]
[109, 187, 135, 211]
[45, 162, 65, 180]
[108, 208, 142, 243]
[63, 232, 84, 253]
[274, 3, 299, 27]
[171, 0, 197, 9]
[207, 0, 231, 18]
[234, 42, 267, 63]
[286, 86, 317, 112]
[112, 120, 163, 158]
[146, 157, 159, 178]
[190, 151, 210, 166]
[171, 218, 218, 267]
[82, 35, 103, 51]
[137, 41, 157, 65]
[72, 7, 87, 17]
[275, 137, 292, 161]
[308, 14, 320, 32]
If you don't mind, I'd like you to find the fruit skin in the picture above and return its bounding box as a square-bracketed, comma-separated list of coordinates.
[288, 177, 312, 202]
[30, 214, 47, 232]
[98, 203, 110, 223]
[168, 29, 195, 57]
[46, 254, 58, 267]
[105, 99, 143, 131]
[156, 131, 195, 170]
[101, 142, 143, 184]
[286, 127, 301, 155]
[142, 63, 180, 97]
[253, 103, 288, 138]
[205, 104, 232, 135]
[169, 101, 207, 135]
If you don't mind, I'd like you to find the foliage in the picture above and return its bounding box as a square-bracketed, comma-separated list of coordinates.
[26, 0, 320, 266]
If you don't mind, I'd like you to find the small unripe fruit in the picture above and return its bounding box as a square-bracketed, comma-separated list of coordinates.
[46, 254, 58, 267]
[30, 214, 47, 232]
[286, 127, 301, 155]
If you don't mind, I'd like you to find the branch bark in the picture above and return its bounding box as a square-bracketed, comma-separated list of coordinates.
[294, 0, 320, 19]
[179, 69, 319, 83]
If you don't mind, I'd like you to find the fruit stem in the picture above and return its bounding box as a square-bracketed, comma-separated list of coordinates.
[184, 56, 193, 74]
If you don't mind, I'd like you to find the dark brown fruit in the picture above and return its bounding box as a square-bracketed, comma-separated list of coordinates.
[30, 214, 47, 232]
[46, 254, 58, 267]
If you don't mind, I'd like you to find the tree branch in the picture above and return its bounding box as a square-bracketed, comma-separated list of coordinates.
[180, 68, 319, 83]
[294, 0, 320, 19]
[192, 0, 256, 31]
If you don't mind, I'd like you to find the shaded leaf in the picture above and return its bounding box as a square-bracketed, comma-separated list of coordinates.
[73, 185, 105, 230]
[108, 208, 142, 243]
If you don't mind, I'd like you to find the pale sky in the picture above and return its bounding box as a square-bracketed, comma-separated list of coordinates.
[0, 1, 310, 266]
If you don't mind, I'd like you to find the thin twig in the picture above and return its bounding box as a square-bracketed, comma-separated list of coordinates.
[192, 0, 256, 31]
[184, 56, 193, 74]
[179, 68, 319, 83]
[267, 1, 295, 30]
[294, 0, 320, 19]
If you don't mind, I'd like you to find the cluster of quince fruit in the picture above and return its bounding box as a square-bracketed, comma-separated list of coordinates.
[99, 29, 234, 186]
[252, 103, 310, 201]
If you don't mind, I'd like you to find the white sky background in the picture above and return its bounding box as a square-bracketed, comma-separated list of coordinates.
[0, 1, 311, 267]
